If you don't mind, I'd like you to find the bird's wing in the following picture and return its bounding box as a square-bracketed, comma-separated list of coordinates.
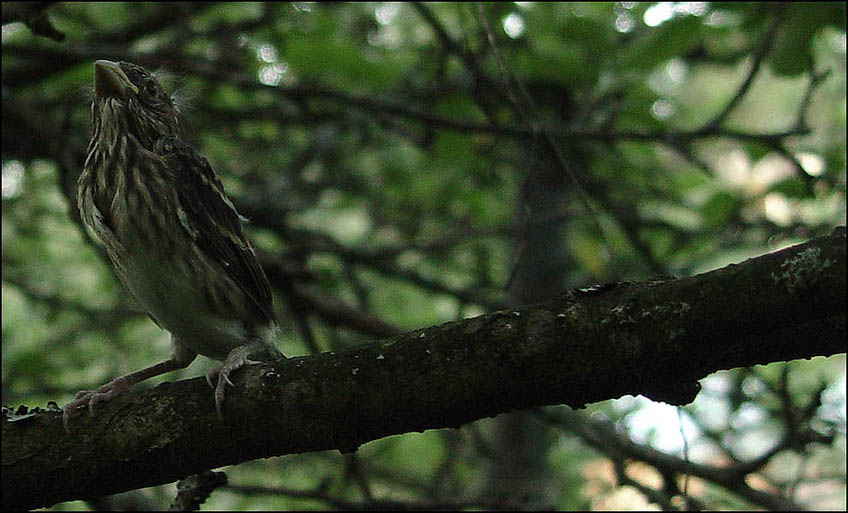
[161, 136, 277, 324]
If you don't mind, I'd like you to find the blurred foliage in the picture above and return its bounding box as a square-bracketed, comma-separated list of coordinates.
[2, 2, 845, 510]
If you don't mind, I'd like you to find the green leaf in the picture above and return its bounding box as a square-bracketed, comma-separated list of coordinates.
[619, 15, 703, 70]
[768, 177, 810, 199]
[769, 2, 847, 76]
[702, 190, 739, 229]
[285, 37, 402, 88]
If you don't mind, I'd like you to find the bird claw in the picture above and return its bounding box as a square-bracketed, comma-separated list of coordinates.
[206, 347, 262, 419]
[61, 377, 133, 432]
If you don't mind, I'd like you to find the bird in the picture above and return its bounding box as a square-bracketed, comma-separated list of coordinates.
[65, 59, 282, 428]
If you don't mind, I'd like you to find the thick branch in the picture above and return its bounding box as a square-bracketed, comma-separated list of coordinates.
[2, 227, 844, 510]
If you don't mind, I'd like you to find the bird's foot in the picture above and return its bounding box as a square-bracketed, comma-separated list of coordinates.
[61, 376, 134, 432]
[206, 346, 262, 419]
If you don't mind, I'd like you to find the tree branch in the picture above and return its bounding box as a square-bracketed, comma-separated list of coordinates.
[3, 227, 844, 510]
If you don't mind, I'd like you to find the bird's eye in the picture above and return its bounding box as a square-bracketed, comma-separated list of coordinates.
[144, 81, 157, 96]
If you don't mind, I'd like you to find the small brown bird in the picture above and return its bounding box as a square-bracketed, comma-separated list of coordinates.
[65, 60, 282, 427]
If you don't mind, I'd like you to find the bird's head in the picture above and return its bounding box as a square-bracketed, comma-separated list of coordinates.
[91, 60, 181, 148]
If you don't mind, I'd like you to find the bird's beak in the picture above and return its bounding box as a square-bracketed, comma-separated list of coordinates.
[94, 60, 138, 98]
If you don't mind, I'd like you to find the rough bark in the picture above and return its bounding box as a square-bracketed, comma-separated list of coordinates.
[2, 227, 844, 510]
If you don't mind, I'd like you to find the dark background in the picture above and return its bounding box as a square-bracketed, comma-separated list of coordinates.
[2, 2, 845, 509]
